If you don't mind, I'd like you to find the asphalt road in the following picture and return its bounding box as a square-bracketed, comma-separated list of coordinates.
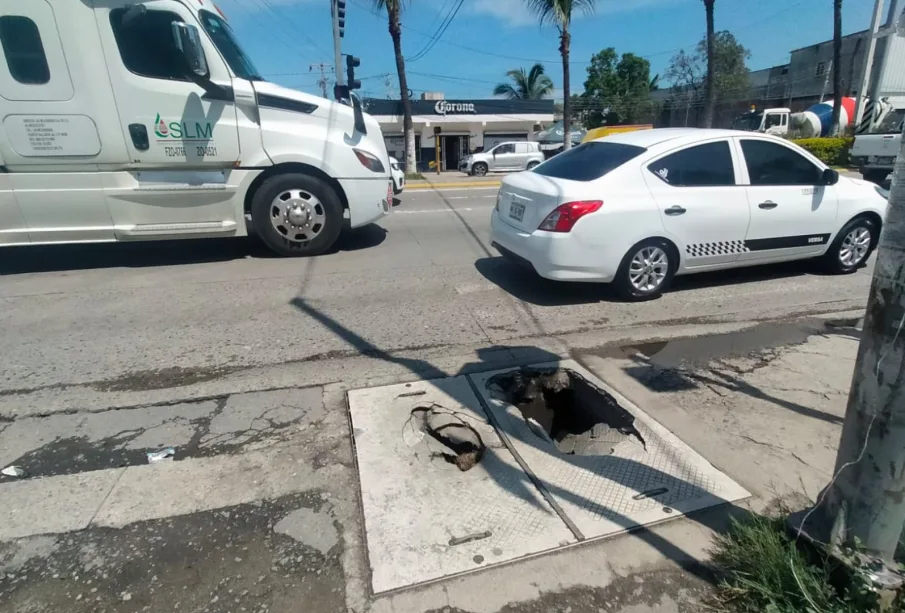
[0, 184, 872, 397]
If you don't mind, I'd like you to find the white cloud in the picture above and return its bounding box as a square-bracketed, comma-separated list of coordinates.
[470, 0, 682, 28]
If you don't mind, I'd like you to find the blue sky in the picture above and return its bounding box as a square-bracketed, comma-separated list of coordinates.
[215, 0, 876, 100]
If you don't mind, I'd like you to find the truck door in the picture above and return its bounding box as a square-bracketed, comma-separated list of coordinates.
[94, 0, 242, 234]
[0, 0, 118, 244]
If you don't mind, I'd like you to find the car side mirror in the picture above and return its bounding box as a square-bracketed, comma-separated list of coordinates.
[172, 22, 210, 80]
[822, 168, 839, 186]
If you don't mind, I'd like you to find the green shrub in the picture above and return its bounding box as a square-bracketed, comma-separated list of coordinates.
[790, 137, 854, 167]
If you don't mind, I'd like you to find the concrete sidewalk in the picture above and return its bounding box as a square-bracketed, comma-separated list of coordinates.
[0, 315, 860, 613]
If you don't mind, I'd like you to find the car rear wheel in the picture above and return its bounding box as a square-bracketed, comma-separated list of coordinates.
[472, 163, 488, 177]
[822, 217, 878, 274]
[251, 172, 343, 257]
[527, 161, 540, 170]
[614, 239, 676, 301]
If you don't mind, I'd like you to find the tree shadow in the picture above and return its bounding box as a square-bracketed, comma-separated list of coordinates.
[0, 224, 387, 275]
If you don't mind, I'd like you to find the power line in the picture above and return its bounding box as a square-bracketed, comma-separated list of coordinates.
[406, 0, 466, 63]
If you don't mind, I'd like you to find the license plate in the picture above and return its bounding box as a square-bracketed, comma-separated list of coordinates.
[509, 202, 526, 222]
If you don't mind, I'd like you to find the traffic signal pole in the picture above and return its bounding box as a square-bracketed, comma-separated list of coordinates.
[331, 0, 345, 92]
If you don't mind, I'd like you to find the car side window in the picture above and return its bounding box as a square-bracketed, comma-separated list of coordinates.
[740, 139, 823, 186]
[0, 15, 50, 85]
[647, 141, 736, 187]
[515, 142, 529, 154]
[496, 144, 515, 154]
[109, 8, 189, 81]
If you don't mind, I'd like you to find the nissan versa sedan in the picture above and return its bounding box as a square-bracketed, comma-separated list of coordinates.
[489, 129, 889, 301]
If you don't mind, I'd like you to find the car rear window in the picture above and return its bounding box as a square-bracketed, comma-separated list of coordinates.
[533, 142, 646, 181]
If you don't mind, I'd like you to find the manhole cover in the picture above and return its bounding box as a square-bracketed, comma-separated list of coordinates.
[348, 377, 575, 594]
[471, 360, 750, 541]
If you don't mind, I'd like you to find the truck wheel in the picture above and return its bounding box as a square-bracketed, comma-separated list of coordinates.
[862, 170, 889, 185]
[472, 163, 488, 177]
[251, 173, 343, 257]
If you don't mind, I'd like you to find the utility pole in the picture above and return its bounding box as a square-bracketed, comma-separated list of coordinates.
[856, 0, 903, 128]
[331, 0, 346, 94]
[796, 127, 905, 566]
[309, 63, 331, 99]
[854, 0, 885, 127]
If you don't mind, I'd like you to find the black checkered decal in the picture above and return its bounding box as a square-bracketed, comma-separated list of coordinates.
[686, 241, 750, 257]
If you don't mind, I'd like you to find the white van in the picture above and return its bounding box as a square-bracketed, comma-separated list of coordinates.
[0, 0, 392, 257]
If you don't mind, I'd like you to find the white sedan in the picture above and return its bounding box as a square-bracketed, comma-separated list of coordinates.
[389, 156, 405, 194]
[490, 128, 889, 301]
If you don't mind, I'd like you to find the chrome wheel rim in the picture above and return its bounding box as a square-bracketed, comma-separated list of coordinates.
[629, 246, 669, 292]
[839, 227, 871, 267]
[270, 189, 326, 243]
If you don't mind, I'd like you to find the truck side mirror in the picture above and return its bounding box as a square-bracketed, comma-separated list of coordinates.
[171, 22, 209, 80]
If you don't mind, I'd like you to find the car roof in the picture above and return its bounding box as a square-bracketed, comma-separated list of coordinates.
[592, 128, 757, 148]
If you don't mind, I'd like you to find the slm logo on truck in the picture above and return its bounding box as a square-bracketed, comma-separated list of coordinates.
[154, 114, 218, 158]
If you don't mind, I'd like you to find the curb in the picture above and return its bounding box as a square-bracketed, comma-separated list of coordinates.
[406, 181, 501, 190]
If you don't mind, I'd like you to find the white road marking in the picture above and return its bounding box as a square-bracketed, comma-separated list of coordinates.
[405, 186, 500, 193]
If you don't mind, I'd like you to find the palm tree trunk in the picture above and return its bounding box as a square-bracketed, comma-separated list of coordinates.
[388, 6, 416, 174]
[560, 27, 572, 151]
[830, 0, 843, 135]
[703, 0, 716, 128]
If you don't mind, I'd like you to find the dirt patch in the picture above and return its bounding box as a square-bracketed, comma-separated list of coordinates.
[488, 368, 645, 455]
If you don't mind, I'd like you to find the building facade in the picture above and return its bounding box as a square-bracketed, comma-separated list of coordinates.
[363, 98, 554, 171]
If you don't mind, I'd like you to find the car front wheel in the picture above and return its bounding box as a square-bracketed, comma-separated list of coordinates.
[472, 163, 488, 177]
[614, 239, 676, 301]
[823, 217, 878, 274]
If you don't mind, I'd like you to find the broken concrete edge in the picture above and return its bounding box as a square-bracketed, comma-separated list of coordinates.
[470, 359, 752, 507]
[0, 307, 866, 420]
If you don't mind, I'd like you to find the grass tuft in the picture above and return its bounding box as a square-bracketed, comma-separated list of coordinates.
[709, 512, 891, 613]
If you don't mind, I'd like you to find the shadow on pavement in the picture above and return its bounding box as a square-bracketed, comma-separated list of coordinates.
[475, 255, 842, 306]
[0, 224, 388, 275]
[290, 288, 753, 586]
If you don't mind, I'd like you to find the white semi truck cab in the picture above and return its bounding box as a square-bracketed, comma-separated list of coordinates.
[0, 0, 393, 256]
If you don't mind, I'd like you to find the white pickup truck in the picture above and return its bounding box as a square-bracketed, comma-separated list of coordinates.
[852, 107, 905, 184]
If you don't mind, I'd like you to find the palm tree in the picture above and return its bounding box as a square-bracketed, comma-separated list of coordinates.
[493, 64, 554, 100]
[525, 0, 596, 150]
[702, 0, 716, 128]
[373, 0, 416, 174]
[830, 0, 843, 135]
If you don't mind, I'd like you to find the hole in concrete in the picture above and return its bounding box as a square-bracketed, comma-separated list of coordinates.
[488, 368, 646, 455]
[406, 404, 485, 471]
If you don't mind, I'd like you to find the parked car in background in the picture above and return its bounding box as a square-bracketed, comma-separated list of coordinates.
[389, 157, 405, 194]
[490, 129, 888, 301]
[459, 141, 544, 176]
[851, 106, 905, 184]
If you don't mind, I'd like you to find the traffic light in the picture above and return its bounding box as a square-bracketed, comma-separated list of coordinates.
[335, 0, 346, 38]
[346, 55, 361, 91]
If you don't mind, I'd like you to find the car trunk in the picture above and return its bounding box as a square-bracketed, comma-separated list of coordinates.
[497, 172, 571, 233]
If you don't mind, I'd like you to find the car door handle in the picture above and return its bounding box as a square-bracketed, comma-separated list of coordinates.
[664, 206, 686, 216]
[758, 201, 778, 210]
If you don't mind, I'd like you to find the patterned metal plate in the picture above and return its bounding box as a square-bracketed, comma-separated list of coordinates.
[348, 376, 576, 594]
[469, 360, 750, 541]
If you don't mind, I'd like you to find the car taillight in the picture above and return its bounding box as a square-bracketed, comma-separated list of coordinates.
[538, 201, 603, 232]
[354, 149, 385, 173]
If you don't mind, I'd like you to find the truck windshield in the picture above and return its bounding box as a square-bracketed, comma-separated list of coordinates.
[875, 109, 905, 135]
[198, 10, 263, 81]
[731, 113, 762, 131]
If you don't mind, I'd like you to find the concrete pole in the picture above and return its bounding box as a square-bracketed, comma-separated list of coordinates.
[804, 121, 905, 563]
[854, 0, 886, 126]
